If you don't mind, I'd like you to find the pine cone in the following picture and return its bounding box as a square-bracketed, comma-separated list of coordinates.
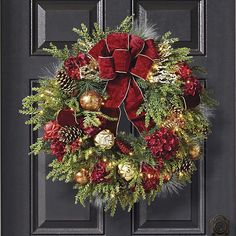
[179, 159, 195, 173]
[116, 139, 133, 155]
[56, 70, 77, 96]
[59, 126, 81, 144]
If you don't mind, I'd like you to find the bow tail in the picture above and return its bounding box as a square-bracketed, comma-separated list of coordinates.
[101, 75, 130, 134]
[124, 78, 153, 133]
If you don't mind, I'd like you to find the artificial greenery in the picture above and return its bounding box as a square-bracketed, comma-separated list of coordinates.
[20, 16, 216, 216]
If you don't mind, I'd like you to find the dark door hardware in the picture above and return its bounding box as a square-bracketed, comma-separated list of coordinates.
[210, 215, 229, 235]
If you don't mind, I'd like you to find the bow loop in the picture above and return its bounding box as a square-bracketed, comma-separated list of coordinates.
[88, 33, 159, 134]
[113, 49, 131, 73]
[98, 57, 116, 80]
[129, 35, 145, 57]
[106, 33, 129, 53]
[130, 55, 154, 80]
[89, 39, 109, 60]
[142, 39, 158, 60]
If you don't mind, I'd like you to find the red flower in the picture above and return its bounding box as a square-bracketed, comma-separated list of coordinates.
[70, 138, 82, 153]
[64, 53, 90, 80]
[141, 164, 160, 191]
[145, 128, 179, 160]
[177, 63, 192, 79]
[50, 140, 66, 161]
[91, 161, 109, 183]
[183, 76, 202, 96]
[43, 120, 61, 140]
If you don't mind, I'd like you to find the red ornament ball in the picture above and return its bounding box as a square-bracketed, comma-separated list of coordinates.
[145, 127, 179, 160]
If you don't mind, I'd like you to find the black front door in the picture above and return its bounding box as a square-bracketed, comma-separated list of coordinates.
[2, 0, 236, 235]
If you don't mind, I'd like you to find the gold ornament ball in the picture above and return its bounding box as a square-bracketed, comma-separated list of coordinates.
[189, 144, 201, 160]
[74, 169, 89, 184]
[94, 129, 115, 149]
[79, 91, 103, 111]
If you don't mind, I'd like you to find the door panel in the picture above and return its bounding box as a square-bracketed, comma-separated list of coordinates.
[133, 0, 205, 55]
[31, 123, 104, 235]
[132, 163, 205, 234]
[2, 0, 236, 235]
[31, 0, 104, 55]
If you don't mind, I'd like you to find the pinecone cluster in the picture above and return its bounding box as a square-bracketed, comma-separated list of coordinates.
[56, 70, 78, 96]
[59, 126, 81, 144]
[179, 159, 195, 173]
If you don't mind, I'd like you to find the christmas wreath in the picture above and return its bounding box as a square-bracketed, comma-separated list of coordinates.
[21, 17, 216, 215]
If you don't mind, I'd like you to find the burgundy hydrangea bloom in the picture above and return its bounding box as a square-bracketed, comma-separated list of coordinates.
[43, 120, 61, 141]
[141, 164, 160, 191]
[91, 161, 109, 183]
[145, 127, 179, 160]
[183, 76, 202, 96]
[50, 140, 66, 161]
[64, 53, 90, 80]
[176, 63, 192, 79]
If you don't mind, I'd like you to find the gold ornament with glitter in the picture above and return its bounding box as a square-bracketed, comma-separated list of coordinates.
[94, 129, 115, 149]
[118, 162, 135, 181]
[74, 169, 89, 184]
[79, 90, 103, 111]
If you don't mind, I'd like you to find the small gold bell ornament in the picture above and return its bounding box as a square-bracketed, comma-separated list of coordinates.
[79, 90, 103, 111]
[74, 169, 89, 185]
[189, 143, 201, 160]
[94, 129, 115, 149]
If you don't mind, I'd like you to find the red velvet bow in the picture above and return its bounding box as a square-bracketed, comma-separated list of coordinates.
[89, 33, 159, 134]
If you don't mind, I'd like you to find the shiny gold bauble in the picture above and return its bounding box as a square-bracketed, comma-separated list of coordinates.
[94, 129, 115, 149]
[74, 169, 89, 184]
[189, 144, 201, 160]
[79, 91, 103, 111]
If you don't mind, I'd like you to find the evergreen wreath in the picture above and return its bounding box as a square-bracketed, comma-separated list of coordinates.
[20, 17, 216, 215]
